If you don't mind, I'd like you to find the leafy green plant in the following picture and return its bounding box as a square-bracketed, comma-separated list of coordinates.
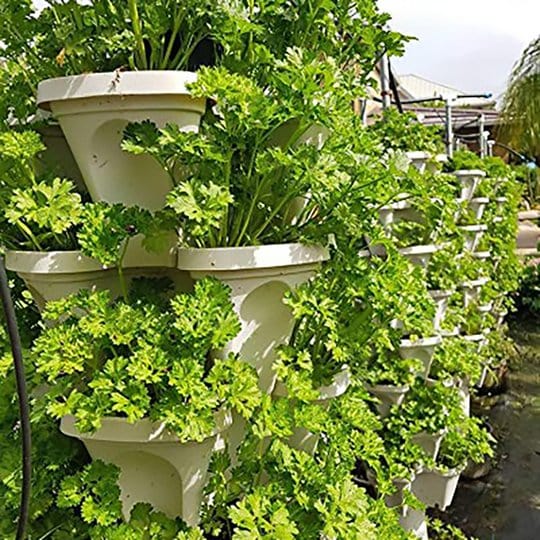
[31, 278, 261, 439]
[369, 109, 444, 154]
[438, 416, 495, 470]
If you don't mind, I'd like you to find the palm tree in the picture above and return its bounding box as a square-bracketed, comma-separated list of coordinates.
[501, 36, 540, 160]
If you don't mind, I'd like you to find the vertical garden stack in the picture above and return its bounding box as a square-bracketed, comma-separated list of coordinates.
[0, 1, 523, 539]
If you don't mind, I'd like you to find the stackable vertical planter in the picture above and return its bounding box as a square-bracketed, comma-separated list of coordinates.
[37, 71, 206, 210]
[455, 377, 471, 416]
[61, 412, 231, 526]
[411, 429, 446, 461]
[412, 467, 462, 510]
[459, 224, 488, 252]
[399, 335, 442, 378]
[465, 197, 490, 222]
[5, 241, 185, 310]
[177, 243, 329, 393]
[460, 277, 489, 308]
[406, 151, 446, 175]
[365, 383, 410, 418]
[377, 199, 423, 229]
[428, 289, 453, 331]
[272, 368, 350, 454]
[453, 170, 486, 201]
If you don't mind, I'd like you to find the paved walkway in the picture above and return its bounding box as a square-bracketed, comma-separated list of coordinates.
[442, 322, 540, 539]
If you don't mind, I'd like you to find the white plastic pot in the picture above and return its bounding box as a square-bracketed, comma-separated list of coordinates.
[464, 197, 490, 222]
[272, 368, 350, 454]
[428, 289, 453, 330]
[406, 151, 431, 173]
[37, 71, 206, 210]
[453, 170, 486, 201]
[5, 250, 118, 310]
[268, 119, 328, 150]
[177, 243, 329, 393]
[399, 335, 442, 378]
[399, 507, 428, 540]
[472, 250, 491, 261]
[440, 326, 461, 338]
[61, 411, 231, 526]
[412, 467, 462, 510]
[411, 429, 446, 461]
[365, 383, 409, 418]
[460, 277, 489, 308]
[459, 224, 488, 252]
[462, 332, 488, 352]
[493, 308, 507, 328]
[398, 244, 441, 267]
[475, 365, 489, 387]
[378, 199, 423, 228]
[6, 245, 186, 310]
[478, 302, 494, 318]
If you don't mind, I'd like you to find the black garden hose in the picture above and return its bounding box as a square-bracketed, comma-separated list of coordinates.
[0, 256, 31, 539]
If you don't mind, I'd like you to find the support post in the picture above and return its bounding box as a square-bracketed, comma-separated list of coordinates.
[379, 54, 392, 110]
[445, 98, 454, 158]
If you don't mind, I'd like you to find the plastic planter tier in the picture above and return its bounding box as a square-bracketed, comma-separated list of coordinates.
[37, 71, 206, 210]
[377, 199, 423, 229]
[177, 243, 329, 393]
[455, 377, 470, 416]
[61, 411, 231, 526]
[453, 170, 486, 201]
[459, 197, 489, 222]
[272, 368, 350, 454]
[459, 224, 488, 252]
[365, 383, 409, 418]
[412, 467, 462, 510]
[463, 332, 489, 352]
[406, 151, 446, 174]
[460, 277, 489, 308]
[5, 244, 185, 310]
[428, 289, 453, 331]
[411, 429, 446, 461]
[399, 335, 442, 379]
[361, 244, 440, 268]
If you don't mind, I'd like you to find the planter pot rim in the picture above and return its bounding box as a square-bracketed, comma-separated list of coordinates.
[440, 326, 461, 337]
[273, 366, 350, 401]
[398, 244, 441, 256]
[495, 196, 508, 203]
[421, 466, 464, 477]
[459, 224, 488, 232]
[365, 383, 410, 394]
[5, 249, 108, 273]
[400, 335, 442, 348]
[429, 289, 454, 299]
[406, 150, 431, 160]
[61, 410, 231, 443]
[177, 243, 329, 272]
[478, 302, 494, 313]
[473, 251, 491, 259]
[460, 277, 489, 288]
[37, 70, 204, 111]
[380, 199, 413, 211]
[469, 197, 490, 204]
[453, 169, 486, 178]
[462, 333, 486, 343]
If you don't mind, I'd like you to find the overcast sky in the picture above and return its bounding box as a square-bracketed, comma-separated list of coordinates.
[378, 0, 540, 98]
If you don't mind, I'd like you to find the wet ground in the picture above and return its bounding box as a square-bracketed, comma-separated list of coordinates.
[438, 320, 540, 539]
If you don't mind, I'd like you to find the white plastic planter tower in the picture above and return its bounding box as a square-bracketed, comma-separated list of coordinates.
[459, 224, 488, 252]
[272, 368, 350, 454]
[428, 289, 453, 331]
[453, 170, 486, 201]
[365, 384, 409, 418]
[177, 243, 329, 393]
[411, 429, 446, 461]
[399, 335, 442, 378]
[61, 412, 231, 526]
[460, 277, 489, 308]
[37, 71, 206, 210]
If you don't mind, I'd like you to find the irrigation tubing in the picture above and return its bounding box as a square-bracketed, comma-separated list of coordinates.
[0, 256, 31, 539]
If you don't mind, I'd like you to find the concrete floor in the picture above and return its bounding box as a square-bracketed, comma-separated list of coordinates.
[440, 322, 540, 539]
